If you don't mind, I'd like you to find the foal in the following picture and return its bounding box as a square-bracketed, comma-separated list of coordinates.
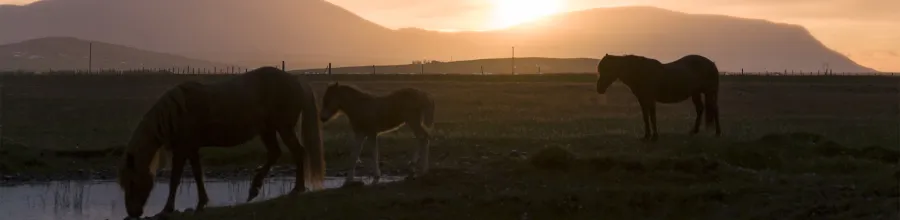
[319, 82, 435, 185]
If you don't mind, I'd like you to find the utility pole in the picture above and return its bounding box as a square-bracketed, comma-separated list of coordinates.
[512, 46, 515, 75]
[88, 42, 93, 73]
[0, 83, 3, 151]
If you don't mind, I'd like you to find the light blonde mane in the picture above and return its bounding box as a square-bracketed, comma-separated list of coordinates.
[118, 82, 196, 185]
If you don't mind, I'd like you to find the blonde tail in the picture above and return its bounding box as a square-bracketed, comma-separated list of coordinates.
[299, 82, 326, 190]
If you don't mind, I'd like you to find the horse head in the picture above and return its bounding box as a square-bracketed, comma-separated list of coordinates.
[117, 148, 160, 218]
[320, 82, 343, 122]
[595, 54, 624, 94]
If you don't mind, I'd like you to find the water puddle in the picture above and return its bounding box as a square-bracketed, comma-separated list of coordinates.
[0, 176, 401, 220]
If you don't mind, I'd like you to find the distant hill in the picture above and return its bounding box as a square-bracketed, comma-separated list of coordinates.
[0, 37, 235, 72]
[293, 57, 599, 74]
[0, 0, 878, 73]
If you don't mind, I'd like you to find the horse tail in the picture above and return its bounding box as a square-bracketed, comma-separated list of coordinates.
[298, 81, 326, 190]
[422, 97, 435, 129]
[702, 57, 720, 129]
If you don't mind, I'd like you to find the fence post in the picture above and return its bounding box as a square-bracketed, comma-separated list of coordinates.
[282, 61, 286, 72]
[0, 82, 4, 150]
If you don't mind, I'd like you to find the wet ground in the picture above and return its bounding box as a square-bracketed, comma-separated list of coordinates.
[0, 176, 402, 220]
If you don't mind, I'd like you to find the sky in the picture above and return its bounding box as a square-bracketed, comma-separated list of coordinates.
[2, 0, 897, 71]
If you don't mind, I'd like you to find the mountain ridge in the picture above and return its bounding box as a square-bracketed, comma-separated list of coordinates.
[0, 36, 236, 71]
[0, 0, 877, 72]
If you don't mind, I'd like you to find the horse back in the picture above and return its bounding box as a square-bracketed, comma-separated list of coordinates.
[186, 70, 277, 146]
[370, 88, 431, 127]
[666, 55, 719, 86]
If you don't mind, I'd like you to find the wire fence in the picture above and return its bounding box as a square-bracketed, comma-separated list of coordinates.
[0, 68, 895, 77]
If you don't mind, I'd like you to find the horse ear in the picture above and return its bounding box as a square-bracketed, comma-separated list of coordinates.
[125, 154, 136, 170]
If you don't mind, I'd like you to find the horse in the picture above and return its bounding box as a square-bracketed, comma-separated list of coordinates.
[319, 82, 435, 185]
[116, 66, 326, 218]
[594, 54, 721, 141]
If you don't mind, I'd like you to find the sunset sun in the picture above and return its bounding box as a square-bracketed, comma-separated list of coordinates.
[490, 0, 563, 29]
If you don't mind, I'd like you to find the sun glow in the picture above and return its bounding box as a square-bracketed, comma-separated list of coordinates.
[490, 0, 563, 29]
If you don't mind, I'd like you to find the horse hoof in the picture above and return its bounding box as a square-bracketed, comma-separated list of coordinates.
[371, 176, 381, 185]
[153, 211, 172, 219]
[194, 204, 207, 213]
[246, 190, 260, 202]
[290, 187, 309, 195]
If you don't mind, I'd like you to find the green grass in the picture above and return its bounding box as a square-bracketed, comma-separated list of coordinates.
[0, 73, 898, 219]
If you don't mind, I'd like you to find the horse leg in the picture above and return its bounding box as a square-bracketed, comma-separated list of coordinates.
[247, 129, 280, 202]
[344, 133, 368, 186]
[638, 100, 652, 141]
[409, 124, 431, 178]
[160, 150, 187, 215]
[277, 126, 310, 194]
[368, 135, 381, 184]
[690, 94, 704, 135]
[707, 92, 722, 137]
[648, 102, 659, 141]
[187, 150, 209, 212]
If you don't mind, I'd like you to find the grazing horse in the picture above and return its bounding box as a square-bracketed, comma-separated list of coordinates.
[116, 67, 326, 218]
[319, 82, 435, 185]
[595, 54, 721, 141]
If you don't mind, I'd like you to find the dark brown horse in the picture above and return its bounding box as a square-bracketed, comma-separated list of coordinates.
[595, 54, 721, 141]
[116, 67, 326, 218]
[319, 82, 435, 185]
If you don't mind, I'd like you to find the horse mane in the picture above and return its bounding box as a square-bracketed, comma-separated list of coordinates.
[620, 55, 661, 65]
[118, 81, 203, 185]
[330, 83, 376, 101]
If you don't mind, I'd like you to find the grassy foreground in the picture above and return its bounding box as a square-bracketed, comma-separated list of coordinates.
[0, 73, 898, 219]
[171, 133, 899, 220]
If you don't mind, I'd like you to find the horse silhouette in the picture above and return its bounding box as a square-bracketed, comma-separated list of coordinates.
[595, 54, 721, 141]
[320, 82, 435, 185]
[116, 67, 325, 218]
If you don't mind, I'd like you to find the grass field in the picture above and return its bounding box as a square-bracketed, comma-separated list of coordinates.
[0, 73, 898, 219]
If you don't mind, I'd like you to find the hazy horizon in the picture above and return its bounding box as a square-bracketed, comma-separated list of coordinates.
[2, 0, 897, 71]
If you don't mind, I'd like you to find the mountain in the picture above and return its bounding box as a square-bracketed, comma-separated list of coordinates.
[0, 0, 877, 73]
[0, 37, 234, 72]
[294, 57, 600, 74]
